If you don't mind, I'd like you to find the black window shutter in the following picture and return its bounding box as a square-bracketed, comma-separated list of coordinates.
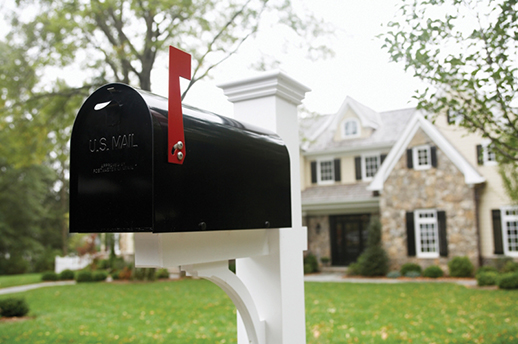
[447, 110, 452, 124]
[431, 146, 438, 168]
[477, 145, 483, 165]
[355, 156, 362, 180]
[437, 210, 448, 257]
[334, 159, 341, 182]
[406, 211, 416, 256]
[310, 161, 317, 184]
[407, 149, 413, 169]
[492, 209, 504, 254]
[380, 154, 387, 165]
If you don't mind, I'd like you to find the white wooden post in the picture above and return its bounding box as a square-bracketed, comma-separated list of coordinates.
[135, 70, 310, 344]
[219, 70, 310, 344]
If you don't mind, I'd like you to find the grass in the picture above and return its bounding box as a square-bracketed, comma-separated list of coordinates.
[0, 279, 517, 343]
[0, 273, 43, 289]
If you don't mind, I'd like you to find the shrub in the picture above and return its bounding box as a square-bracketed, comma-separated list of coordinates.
[59, 269, 75, 280]
[146, 268, 156, 281]
[448, 256, 474, 277]
[477, 265, 498, 274]
[386, 270, 401, 278]
[320, 257, 330, 265]
[400, 263, 422, 276]
[41, 271, 59, 281]
[358, 246, 389, 276]
[502, 261, 518, 273]
[303, 253, 319, 274]
[347, 262, 361, 276]
[357, 217, 389, 276]
[423, 265, 444, 278]
[76, 270, 93, 283]
[477, 271, 499, 286]
[0, 254, 29, 275]
[93, 271, 108, 282]
[498, 272, 518, 290]
[157, 268, 170, 279]
[0, 297, 29, 317]
[133, 268, 146, 281]
[119, 266, 132, 280]
[405, 271, 421, 278]
[33, 249, 59, 273]
[111, 270, 120, 280]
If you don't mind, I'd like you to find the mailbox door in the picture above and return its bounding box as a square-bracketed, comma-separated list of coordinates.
[70, 84, 154, 233]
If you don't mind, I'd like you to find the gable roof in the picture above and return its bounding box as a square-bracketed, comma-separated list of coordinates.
[367, 111, 486, 191]
[300, 105, 415, 154]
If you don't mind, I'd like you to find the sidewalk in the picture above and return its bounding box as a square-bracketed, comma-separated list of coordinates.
[0, 281, 76, 295]
[304, 272, 477, 286]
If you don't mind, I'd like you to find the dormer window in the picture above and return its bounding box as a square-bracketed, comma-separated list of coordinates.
[342, 118, 360, 139]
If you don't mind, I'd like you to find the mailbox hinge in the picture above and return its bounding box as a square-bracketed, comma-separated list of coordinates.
[168, 46, 191, 164]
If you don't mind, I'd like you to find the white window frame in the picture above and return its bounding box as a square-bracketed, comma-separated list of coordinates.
[412, 145, 432, 171]
[414, 209, 439, 258]
[501, 206, 518, 257]
[342, 118, 361, 139]
[482, 140, 498, 166]
[361, 153, 380, 181]
[317, 159, 335, 185]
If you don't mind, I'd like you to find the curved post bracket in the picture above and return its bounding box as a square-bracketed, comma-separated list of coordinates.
[183, 261, 265, 344]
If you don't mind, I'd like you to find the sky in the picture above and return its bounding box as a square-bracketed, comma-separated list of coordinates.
[159, 0, 428, 118]
[0, 0, 427, 118]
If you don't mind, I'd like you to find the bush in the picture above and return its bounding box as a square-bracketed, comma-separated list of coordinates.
[0, 297, 29, 317]
[41, 271, 59, 281]
[405, 271, 421, 278]
[477, 271, 499, 286]
[133, 268, 146, 281]
[0, 254, 29, 275]
[93, 271, 108, 282]
[76, 270, 93, 283]
[347, 262, 361, 276]
[111, 270, 120, 280]
[357, 217, 389, 276]
[146, 268, 156, 281]
[303, 253, 319, 274]
[502, 261, 518, 273]
[477, 265, 498, 274]
[400, 263, 422, 276]
[157, 268, 170, 279]
[498, 272, 518, 289]
[358, 247, 389, 276]
[33, 249, 59, 273]
[59, 269, 75, 280]
[386, 270, 401, 278]
[448, 256, 474, 277]
[423, 265, 444, 278]
[118, 266, 132, 280]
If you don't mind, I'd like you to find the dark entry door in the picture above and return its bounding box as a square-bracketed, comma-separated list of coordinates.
[330, 214, 370, 266]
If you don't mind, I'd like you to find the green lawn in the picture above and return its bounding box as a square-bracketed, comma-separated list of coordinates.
[0, 279, 517, 343]
[0, 273, 43, 289]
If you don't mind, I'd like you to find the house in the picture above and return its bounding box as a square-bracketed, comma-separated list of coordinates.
[300, 96, 516, 271]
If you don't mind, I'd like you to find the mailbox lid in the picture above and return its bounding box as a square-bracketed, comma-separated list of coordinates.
[69, 84, 154, 233]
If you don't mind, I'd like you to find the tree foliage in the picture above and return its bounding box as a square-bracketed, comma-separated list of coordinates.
[0, 0, 332, 260]
[381, 0, 518, 201]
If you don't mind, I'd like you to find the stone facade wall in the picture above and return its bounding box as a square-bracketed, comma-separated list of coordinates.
[381, 129, 479, 272]
[305, 215, 331, 265]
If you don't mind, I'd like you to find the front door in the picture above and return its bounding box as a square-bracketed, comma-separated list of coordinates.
[330, 214, 370, 266]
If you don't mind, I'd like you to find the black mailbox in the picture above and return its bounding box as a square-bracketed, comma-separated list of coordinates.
[70, 83, 292, 233]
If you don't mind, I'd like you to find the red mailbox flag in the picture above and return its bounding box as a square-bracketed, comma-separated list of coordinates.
[168, 46, 191, 164]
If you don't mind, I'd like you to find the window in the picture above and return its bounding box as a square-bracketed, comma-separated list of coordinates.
[477, 142, 497, 166]
[362, 154, 380, 180]
[407, 145, 437, 170]
[319, 160, 334, 183]
[502, 207, 518, 256]
[311, 159, 341, 185]
[406, 210, 447, 258]
[342, 118, 360, 139]
[447, 109, 464, 125]
[413, 145, 431, 170]
[415, 210, 439, 258]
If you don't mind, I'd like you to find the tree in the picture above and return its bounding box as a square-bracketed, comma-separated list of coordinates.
[357, 216, 389, 277]
[0, 0, 333, 256]
[381, 0, 518, 200]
